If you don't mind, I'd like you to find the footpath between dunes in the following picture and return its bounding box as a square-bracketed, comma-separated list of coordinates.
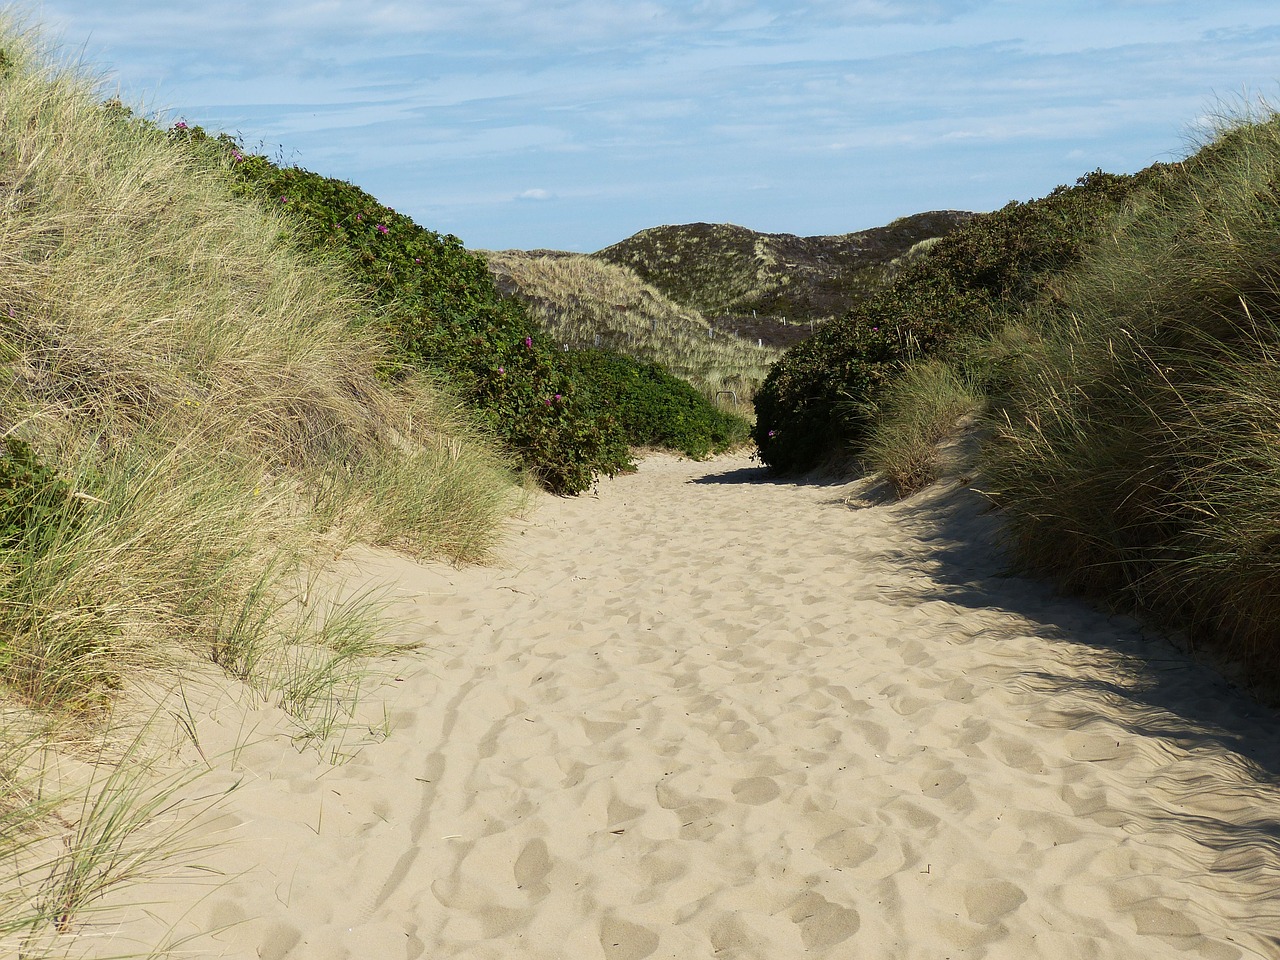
[95, 453, 1280, 959]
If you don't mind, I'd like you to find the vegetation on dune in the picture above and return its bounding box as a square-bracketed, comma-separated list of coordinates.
[0, 26, 522, 720]
[752, 169, 1156, 473]
[484, 249, 780, 408]
[982, 114, 1280, 683]
[595, 214, 972, 342]
[862, 360, 983, 497]
[170, 126, 630, 495]
[172, 131, 748, 490]
[754, 104, 1280, 688]
[564, 350, 749, 458]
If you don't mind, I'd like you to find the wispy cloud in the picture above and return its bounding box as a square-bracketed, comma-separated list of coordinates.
[31, 0, 1280, 250]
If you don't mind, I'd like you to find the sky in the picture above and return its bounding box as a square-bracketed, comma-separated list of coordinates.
[23, 1, 1280, 252]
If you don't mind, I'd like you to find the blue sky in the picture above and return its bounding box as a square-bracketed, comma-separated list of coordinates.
[27, 1, 1280, 251]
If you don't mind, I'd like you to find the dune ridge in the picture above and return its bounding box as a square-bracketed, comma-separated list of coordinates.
[85, 453, 1280, 959]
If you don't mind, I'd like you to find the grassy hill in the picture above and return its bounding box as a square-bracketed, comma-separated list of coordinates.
[483, 250, 781, 406]
[593, 213, 973, 339]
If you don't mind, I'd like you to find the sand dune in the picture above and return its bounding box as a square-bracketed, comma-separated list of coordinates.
[81, 453, 1280, 958]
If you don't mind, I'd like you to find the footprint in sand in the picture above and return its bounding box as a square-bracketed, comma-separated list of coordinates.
[786, 890, 861, 950]
[815, 829, 877, 869]
[600, 915, 660, 960]
[513, 838, 552, 899]
[963, 879, 1027, 926]
[732, 776, 781, 805]
[714, 719, 759, 753]
[256, 921, 302, 960]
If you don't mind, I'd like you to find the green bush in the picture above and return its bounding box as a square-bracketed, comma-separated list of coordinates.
[752, 170, 1154, 472]
[565, 350, 750, 459]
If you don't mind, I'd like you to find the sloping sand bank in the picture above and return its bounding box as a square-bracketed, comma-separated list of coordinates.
[92, 453, 1280, 958]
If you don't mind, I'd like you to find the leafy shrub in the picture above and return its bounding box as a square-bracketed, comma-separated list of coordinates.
[752, 170, 1156, 472]
[565, 350, 750, 459]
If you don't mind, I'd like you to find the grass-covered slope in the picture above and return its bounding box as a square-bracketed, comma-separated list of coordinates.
[982, 116, 1280, 681]
[595, 213, 973, 338]
[0, 26, 518, 718]
[752, 170, 1155, 472]
[483, 249, 781, 401]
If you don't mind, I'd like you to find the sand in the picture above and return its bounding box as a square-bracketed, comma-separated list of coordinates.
[69, 453, 1280, 958]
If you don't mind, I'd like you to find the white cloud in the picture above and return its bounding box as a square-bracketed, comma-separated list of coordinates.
[28, 0, 1280, 250]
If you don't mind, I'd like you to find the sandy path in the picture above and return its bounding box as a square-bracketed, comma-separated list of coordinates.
[88, 453, 1280, 959]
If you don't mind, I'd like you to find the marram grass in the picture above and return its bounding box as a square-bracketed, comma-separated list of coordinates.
[863, 359, 983, 497]
[0, 17, 517, 717]
[982, 112, 1280, 685]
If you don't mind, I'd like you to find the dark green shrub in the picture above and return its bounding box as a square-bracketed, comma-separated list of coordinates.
[565, 350, 750, 459]
[753, 170, 1157, 472]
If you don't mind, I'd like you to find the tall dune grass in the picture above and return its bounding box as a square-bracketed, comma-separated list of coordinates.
[0, 20, 516, 715]
[982, 113, 1280, 683]
[862, 359, 983, 496]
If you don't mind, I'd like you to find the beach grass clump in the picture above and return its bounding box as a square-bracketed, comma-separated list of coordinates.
[863, 359, 984, 496]
[0, 18, 517, 718]
[983, 112, 1280, 679]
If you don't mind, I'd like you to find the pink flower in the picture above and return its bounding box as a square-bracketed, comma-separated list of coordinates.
[356, 213, 363, 222]
[554, 393, 562, 402]
[232, 150, 244, 162]
[497, 366, 505, 375]
[524, 336, 533, 349]
[376, 224, 389, 234]
[174, 121, 188, 130]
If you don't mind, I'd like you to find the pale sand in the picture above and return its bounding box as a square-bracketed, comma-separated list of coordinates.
[82, 453, 1280, 958]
